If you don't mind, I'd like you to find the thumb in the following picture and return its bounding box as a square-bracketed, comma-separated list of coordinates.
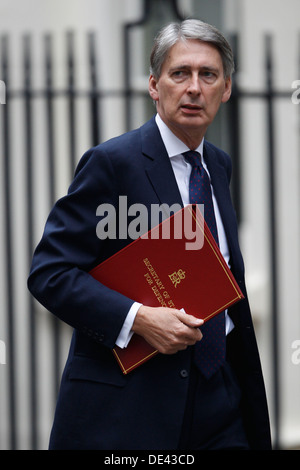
[177, 308, 204, 328]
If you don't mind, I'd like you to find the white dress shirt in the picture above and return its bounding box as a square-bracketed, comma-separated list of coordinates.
[115, 114, 233, 348]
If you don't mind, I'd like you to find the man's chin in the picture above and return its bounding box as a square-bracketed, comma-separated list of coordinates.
[179, 116, 209, 130]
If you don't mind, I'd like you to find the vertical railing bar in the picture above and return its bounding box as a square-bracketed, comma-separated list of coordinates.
[1, 34, 17, 450]
[266, 34, 280, 450]
[123, 23, 130, 132]
[45, 34, 56, 205]
[170, 0, 186, 20]
[23, 34, 38, 450]
[44, 34, 61, 399]
[123, 0, 152, 131]
[88, 32, 101, 146]
[66, 31, 76, 177]
[227, 33, 241, 223]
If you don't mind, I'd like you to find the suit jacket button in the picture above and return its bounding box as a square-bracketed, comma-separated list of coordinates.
[180, 369, 188, 378]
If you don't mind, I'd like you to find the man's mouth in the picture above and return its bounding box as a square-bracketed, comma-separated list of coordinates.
[181, 104, 203, 113]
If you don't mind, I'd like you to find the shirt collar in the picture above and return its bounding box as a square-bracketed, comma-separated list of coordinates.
[155, 113, 204, 161]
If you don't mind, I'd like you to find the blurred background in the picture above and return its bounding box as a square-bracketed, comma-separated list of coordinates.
[0, 0, 299, 450]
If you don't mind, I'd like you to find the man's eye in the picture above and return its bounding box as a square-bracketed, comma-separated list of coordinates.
[202, 71, 217, 81]
[203, 71, 213, 77]
[172, 70, 187, 79]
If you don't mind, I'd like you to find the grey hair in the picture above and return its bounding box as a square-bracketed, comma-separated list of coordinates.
[150, 19, 235, 80]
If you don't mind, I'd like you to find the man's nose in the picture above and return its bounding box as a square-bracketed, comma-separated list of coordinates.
[187, 74, 201, 95]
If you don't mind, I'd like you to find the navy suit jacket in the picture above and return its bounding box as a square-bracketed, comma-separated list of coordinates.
[28, 116, 271, 449]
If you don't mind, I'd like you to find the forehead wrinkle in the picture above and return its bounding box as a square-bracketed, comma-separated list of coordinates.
[166, 55, 222, 74]
[162, 40, 224, 76]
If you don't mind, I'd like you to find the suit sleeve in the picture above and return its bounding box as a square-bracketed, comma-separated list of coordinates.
[28, 146, 135, 349]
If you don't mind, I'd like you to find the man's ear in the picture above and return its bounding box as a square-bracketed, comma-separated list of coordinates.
[148, 75, 159, 102]
[221, 76, 232, 103]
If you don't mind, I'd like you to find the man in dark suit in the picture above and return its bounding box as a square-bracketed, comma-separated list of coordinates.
[28, 19, 271, 450]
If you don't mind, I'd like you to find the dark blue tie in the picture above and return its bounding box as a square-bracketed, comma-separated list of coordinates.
[184, 150, 226, 378]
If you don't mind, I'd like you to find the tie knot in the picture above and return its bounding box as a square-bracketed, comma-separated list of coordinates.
[183, 150, 202, 169]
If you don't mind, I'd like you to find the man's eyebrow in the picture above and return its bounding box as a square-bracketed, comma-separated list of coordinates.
[168, 64, 190, 73]
[201, 66, 219, 73]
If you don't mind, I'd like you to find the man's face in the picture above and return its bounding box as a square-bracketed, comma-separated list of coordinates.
[149, 39, 232, 148]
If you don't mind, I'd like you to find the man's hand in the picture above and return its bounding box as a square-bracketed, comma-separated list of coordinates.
[132, 305, 204, 354]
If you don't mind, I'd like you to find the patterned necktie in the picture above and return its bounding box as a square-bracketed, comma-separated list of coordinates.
[183, 150, 226, 378]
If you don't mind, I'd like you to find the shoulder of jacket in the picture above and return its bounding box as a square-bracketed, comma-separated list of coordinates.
[204, 140, 232, 179]
[204, 140, 230, 160]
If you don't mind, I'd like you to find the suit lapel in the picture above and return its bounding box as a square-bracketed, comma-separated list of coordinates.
[140, 117, 183, 208]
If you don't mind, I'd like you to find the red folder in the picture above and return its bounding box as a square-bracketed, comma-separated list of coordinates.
[89, 204, 244, 374]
